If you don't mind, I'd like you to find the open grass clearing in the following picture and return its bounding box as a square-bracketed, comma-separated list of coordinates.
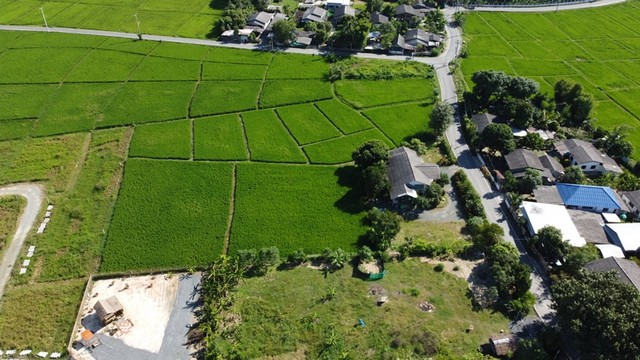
[99, 81, 195, 127]
[129, 119, 191, 159]
[190, 80, 261, 116]
[194, 114, 248, 160]
[259, 80, 333, 108]
[230, 163, 365, 255]
[101, 159, 232, 272]
[363, 102, 433, 145]
[315, 99, 372, 134]
[335, 79, 434, 109]
[276, 104, 341, 145]
[303, 128, 393, 164]
[241, 109, 307, 163]
[34, 82, 123, 136]
[228, 258, 509, 358]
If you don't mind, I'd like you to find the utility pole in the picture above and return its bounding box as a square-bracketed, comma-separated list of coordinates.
[39, 7, 50, 32]
[134, 13, 142, 40]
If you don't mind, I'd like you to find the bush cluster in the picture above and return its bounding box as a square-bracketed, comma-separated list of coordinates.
[451, 170, 486, 220]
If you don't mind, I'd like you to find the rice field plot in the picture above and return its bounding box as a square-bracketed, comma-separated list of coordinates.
[99, 81, 195, 127]
[64, 49, 144, 82]
[508, 41, 559, 60]
[465, 35, 521, 59]
[266, 54, 329, 79]
[335, 79, 434, 109]
[259, 80, 332, 108]
[460, 57, 515, 80]
[303, 128, 393, 164]
[34, 82, 123, 136]
[230, 163, 365, 255]
[202, 63, 267, 80]
[363, 102, 432, 145]
[570, 61, 636, 91]
[148, 41, 211, 61]
[508, 58, 574, 77]
[315, 99, 372, 134]
[206, 47, 273, 65]
[190, 81, 261, 116]
[0, 0, 37, 23]
[608, 89, 640, 125]
[487, 15, 534, 41]
[241, 109, 307, 163]
[574, 40, 639, 61]
[275, 104, 341, 145]
[0, 47, 90, 83]
[176, 14, 216, 39]
[4, 1, 71, 25]
[0, 119, 33, 141]
[129, 119, 191, 159]
[101, 159, 232, 272]
[97, 36, 159, 55]
[194, 114, 248, 160]
[540, 40, 592, 61]
[0, 84, 57, 120]
[128, 56, 201, 81]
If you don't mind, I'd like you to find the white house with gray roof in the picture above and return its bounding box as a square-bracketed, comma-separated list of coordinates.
[387, 147, 440, 201]
[301, 6, 328, 23]
[554, 139, 622, 175]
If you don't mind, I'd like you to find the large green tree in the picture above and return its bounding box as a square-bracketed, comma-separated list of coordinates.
[272, 19, 296, 44]
[559, 165, 586, 184]
[363, 208, 401, 251]
[429, 101, 454, 138]
[518, 168, 542, 194]
[552, 270, 640, 359]
[361, 163, 389, 203]
[331, 14, 371, 50]
[352, 140, 389, 168]
[481, 123, 516, 154]
[530, 225, 567, 264]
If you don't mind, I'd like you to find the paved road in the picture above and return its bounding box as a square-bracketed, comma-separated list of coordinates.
[473, 0, 626, 12]
[0, 183, 44, 299]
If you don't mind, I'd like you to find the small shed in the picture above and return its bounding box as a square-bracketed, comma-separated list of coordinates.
[94, 296, 124, 325]
[489, 333, 517, 357]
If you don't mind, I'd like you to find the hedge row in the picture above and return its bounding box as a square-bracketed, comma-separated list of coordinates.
[451, 170, 486, 220]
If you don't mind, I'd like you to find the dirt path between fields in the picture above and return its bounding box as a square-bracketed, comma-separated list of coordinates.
[0, 183, 44, 299]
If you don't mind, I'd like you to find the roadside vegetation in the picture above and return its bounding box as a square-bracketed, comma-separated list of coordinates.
[0, 196, 25, 259]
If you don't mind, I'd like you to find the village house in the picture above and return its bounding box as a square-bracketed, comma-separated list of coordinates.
[555, 183, 626, 213]
[489, 334, 518, 357]
[332, 5, 357, 24]
[471, 113, 497, 134]
[370, 12, 389, 25]
[325, 0, 350, 10]
[389, 34, 415, 55]
[620, 190, 640, 218]
[301, 6, 328, 23]
[585, 257, 640, 291]
[520, 201, 586, 247]
[504, 148, 564, 184]
[554, 138, 623, 175]
[403, 28, 442, 49]
[246, 11, 274, 32]
[395, 4, 422, 22]
[604, 223, 640, 254]
[387, 147, 440, 202]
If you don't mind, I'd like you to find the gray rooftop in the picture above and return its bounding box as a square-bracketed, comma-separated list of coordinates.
[387, 147, 439, 200]
[533, 185, 564, 205]
[539, 154, 565, 178]
[334, 5, 356, 19]
[302, 6, 327, 22]
[371, 12, 389, 24]
[567, 209, 608, 244]
[247, 11, 273, 28]
[622, 190, 640, 207]
[471, 113, 497, 133]
[396, 4, 420, 16]
[505, 148, 547, 175]
[585, 257, 640, 291]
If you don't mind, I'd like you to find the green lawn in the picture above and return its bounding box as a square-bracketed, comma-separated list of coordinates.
[462, 3, 640, 158]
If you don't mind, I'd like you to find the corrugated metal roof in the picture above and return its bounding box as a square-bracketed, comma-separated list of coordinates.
[585, 257, 640, 290]
[387, 147, 439, 200]
[556, 183, 622, 210]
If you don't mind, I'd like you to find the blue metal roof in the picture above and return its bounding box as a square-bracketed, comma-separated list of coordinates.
[556, 183, 622, 210]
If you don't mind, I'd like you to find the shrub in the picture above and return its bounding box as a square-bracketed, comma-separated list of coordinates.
[287, 249, 307, 266]
[451, 170, 486, 220]
[434, 263, 445, 272]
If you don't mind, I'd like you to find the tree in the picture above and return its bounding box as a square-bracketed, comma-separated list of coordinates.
[520, 132, 546, 151]
[507, 76, 539, 99]
[352, 140, 389, 168]
[559, 165, 586, 184]
[424, 10, 446, 33]
[429, 101, 454, 138]
[453, 11, 466, 27]
[472, 70, 510, 104]
[481, 123, 516, 154]
[401, 138, 428, 155]
[363, 208, 401, 251]
[512, 99, 535, 129]
[331, 14, 371, 50]
[366, 0, 384, 13]
[568, 93, 593, 127]
[562, 244, 598, 276]
[376, 21, 397, 49]
[601, 126, 634, 160]
[361, 164, 389, 203]
[272, 19, 295, 44]
[518, 168, 542, 194]
[552, 270, 640, 359]
[554, 79, 573, 105]
[531, 226, 567, 264]
[472, 221, 504, 253]
[413, 183, 444, 210]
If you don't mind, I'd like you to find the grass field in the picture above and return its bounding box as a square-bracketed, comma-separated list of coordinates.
[101, 159, 232, 272]
[0, 0, 220, 39]
[228, 258, 509, 358]
[462, 2, 640, 158]
[230, 163, 365, 255]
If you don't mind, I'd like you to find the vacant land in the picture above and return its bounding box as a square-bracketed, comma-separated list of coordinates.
[227, 259, 509, 358]
[462, 2, 640, 158]
[0, 0, 221, 38]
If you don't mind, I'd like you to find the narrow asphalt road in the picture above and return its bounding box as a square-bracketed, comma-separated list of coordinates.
[0, 183, 44, 299]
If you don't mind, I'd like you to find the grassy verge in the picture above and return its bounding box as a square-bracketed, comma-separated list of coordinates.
[0, 196, 26, 260]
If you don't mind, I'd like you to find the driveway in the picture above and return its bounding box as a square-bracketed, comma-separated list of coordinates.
[0, 183, 44, 299]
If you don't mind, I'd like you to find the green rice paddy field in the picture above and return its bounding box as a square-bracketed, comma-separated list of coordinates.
[462, 1, 640, 158]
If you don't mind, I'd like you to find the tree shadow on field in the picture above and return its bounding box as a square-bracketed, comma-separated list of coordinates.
[334, 166, 368, 214]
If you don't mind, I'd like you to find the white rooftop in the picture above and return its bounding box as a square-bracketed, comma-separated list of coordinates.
[595, 244, 625, 259]
[601, 213, 622, 223]
[325, 0, 350, 4]
[521, 201, 586, 247]
[604, 223, 640, 252]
